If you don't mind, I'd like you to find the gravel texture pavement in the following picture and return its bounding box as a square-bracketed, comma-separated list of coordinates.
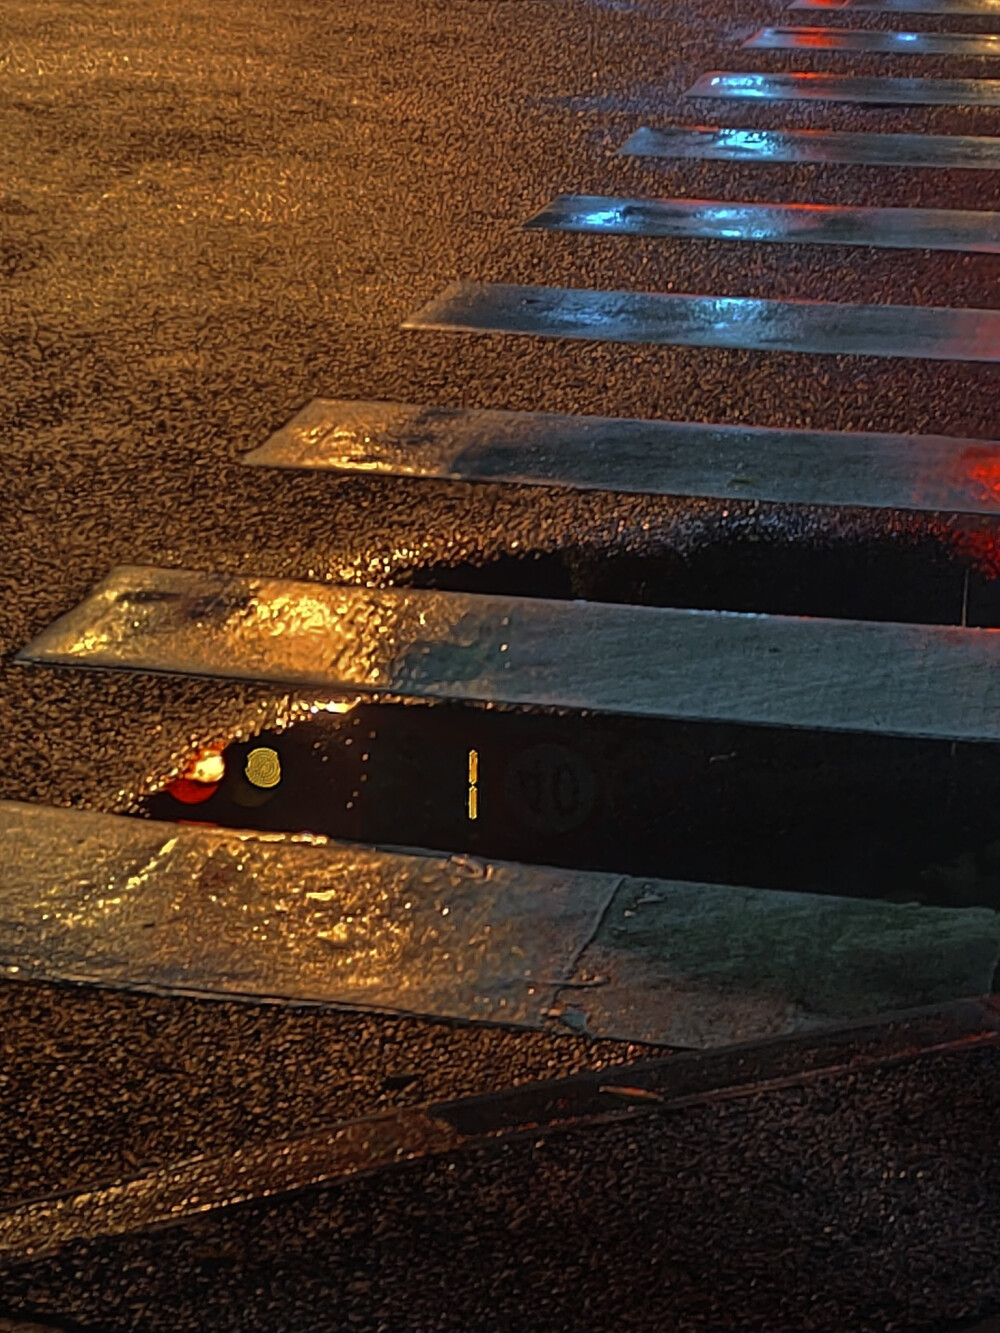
[3, 1038, 1000, 1332]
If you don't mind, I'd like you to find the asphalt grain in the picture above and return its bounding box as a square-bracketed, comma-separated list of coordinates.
[0, 980, 657, 1209]
[4, 0, 1000, 1325]
[3, 1042, 1000, 1332]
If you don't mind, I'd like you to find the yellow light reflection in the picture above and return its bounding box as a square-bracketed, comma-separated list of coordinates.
[185, 751, 225, 784]
[468, 748, 478, 820]
[245, 747, 282, 789]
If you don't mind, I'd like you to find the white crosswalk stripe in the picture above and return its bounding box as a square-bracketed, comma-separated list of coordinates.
[245, 397, 1000, 516]
[17, 563, 1000, 743]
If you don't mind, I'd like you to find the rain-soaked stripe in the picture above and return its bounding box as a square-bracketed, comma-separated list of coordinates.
[744, 25, 1000, 55]
[403, 280, 1000, 364]
[0, 803, 617, 1033]
[524, 193, 1000, 253]
[620, 123, 1000, 169]
[793, 0, 1000, 14]
[17, 564, 1000, 742]
[0, 799, 996, 1051]
[3, 992, 997, 1264]
[242, 398, 1000, 518]
[687, 71, 1000, 105]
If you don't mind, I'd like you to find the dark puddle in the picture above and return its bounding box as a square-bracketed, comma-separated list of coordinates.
[402, 511, 1000, 628]
[142, 699, 1000, 913]
[139, 523, 1000, 916]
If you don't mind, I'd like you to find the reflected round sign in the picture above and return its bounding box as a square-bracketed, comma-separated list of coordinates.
[503, 743, 598, 833]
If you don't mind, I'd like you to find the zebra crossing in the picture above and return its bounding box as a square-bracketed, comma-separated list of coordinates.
[743, 25, 1000, 51]
[10, 799, 996, 1048]
[524, 194, 1000, 252]
[686, 71, 1000, 103]
[242, 397, 1000, 514]
[403, 281, 1000, 360]
[619, 122, 1000, 168]
[10, 0, 1000, 1047]
[791, 0, 1000, 12]
[19, 563, 1000, 741]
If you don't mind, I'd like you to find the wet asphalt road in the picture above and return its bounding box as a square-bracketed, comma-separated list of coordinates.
[5, 0, 1000, 1325]
[4, 1039, 1000, 1333]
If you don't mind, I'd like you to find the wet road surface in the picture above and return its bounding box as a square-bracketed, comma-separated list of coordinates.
[6, 0, 1000, 1325]
[3, 1010, 1000, 1332]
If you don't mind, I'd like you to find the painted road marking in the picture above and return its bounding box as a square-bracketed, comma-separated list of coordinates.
[403, 280, 1000, 363]
[525, 193, 1000, 252]
[744, 25, 1000, 55]
[243, 398, 1000, 517]
[687, 71, 1000, 105]
[792, 0, 1000, 14]
[16, 564, 1000, 741]
[620, 123, 1000, 169]
[0, 802, 996, 1053]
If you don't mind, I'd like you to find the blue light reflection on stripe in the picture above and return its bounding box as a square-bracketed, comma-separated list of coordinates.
[525, 194, 1000, 252]
[403, 281, 1000, 363]
[619, 124, 1000, 170]
[687, 71, 1000, 105]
